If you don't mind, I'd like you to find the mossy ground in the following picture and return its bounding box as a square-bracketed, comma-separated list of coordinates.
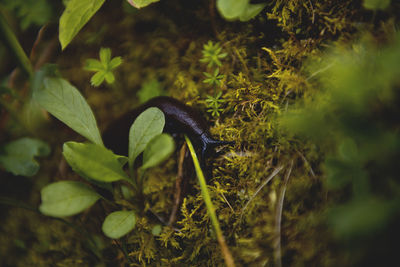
[1, 0, 399, 266]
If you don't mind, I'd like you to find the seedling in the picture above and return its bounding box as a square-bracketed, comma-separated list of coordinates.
[84, 47, 122, 86]
[33, 70, 174, 239]
[203, 68, 224, 87]
[200, 41, 227, 68]
[205, 91, 226, 117]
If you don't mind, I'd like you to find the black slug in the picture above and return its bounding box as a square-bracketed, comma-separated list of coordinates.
[102, 96, 233, 161]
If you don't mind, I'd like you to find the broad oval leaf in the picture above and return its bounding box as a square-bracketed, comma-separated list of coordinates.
[127, 0, 160, 9]
[129, 107, 165, 167]
[239, 3, 267, 22]
[102, 210, 136, 239]
[39, 181, 100, 217]
[63, 141, 129, 183]
[33, 77, 103, 146]
[142, 134, 174, 170]
[216, 0, 249, 20]
[59, 0, 106, 50]
[0, 137, 50, 177]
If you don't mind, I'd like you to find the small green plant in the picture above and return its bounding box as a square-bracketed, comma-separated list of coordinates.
[205, 91, 226, 117]
[84, 47, 122, 86]
[33, 69, 174, 239]
[203, 68, 224, 87]
[200, 41, 228, 118]
[199, 41, 227, 68]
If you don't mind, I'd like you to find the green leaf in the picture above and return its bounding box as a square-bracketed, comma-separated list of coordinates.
[0, 137, 50, 177]
[216, 0, 248, 20]
[109, 57, 123, 69]
[63, 141, 129, 183]
[39, 181, 100, 217]
[151, 224, 162, 236]
[90, 71, 106, 86]
[142, 134, 174, 170]
[33, 77, 103, 146]
[84, 59, 103, 71]
[127, 0, 160, 9]
[239, 3, 266, 21]
[128, 107, 165, 168]
[59, 0, 106, 50]
[363, 0, 391, 10]
[328, 198, 395, 240]
[102, 210, 136, 239]
[104, 72, 115, 84]
[99, 47, 111, 64]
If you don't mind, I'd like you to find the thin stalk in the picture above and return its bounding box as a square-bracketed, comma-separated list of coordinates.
[274, 160, 294, 267]
[240, 165, 284, 221]
[0, 12, 33, 77]
[184, 135, 236, 267]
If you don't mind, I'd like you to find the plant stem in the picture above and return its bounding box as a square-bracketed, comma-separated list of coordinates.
[184, 135, 236, 267]
[0, 12, 33, 77]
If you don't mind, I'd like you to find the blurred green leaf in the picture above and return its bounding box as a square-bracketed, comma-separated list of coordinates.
[239, 3, 267, 22]
[216, 0, 248, 20]
[137, 79, 164, 103]
[3, 0, 53, 30]
[102, 210, 136, 239]
[39, 181, 100, 217]
[127, 0, 160, 9]
[328, 198, 395, 240]
[151, 224, 162, 236]
[363, 0, 391, 10]
[0, 137, 50, 177]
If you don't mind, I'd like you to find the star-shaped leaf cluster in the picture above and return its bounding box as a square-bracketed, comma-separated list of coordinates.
[84, 48, 122, 87]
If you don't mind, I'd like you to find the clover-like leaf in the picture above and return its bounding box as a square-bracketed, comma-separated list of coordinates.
[0, 137, 50, 176]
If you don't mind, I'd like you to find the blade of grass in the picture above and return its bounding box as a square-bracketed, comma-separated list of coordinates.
[274, 160, 294, 267]
[240, 164, 284, 221]
[0, 12, 33, 77]
[184, 135, 236, 267]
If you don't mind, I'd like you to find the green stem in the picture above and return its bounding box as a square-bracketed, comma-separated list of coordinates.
[0, 11, 33, 77]
[184, 135, 236, 267]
